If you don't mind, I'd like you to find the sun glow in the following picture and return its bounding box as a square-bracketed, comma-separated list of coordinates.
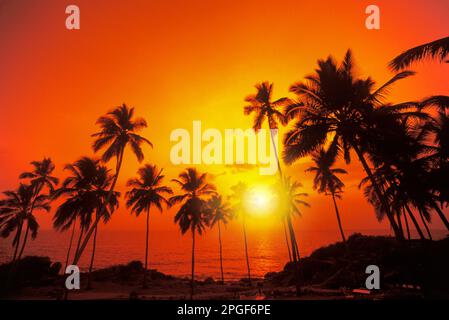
[244, 185, 278, 217]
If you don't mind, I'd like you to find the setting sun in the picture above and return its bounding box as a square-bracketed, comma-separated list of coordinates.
[244, 185, 278, 217]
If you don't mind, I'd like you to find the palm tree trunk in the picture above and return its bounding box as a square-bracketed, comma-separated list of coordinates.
[418, 209, 432, 240]
[352, 145, 403, 240]
[143, 207, 150, 288]
[12, 220, 23, 263]
[432, 203, 449, 231]
[73, 148, 124, 265]
[269, 128, 282, 177]
[286, 215, 301, 296]
[87, 225, 98, 289]
[17, 222, 30, 260]
[218, 221, 225, 284]
[74, 223, 85, 258]
[64, 221, 77, 273]
[404, 205, 426, 240]
[283, 219, 292, 262]
[403, 208, 411, 240]
[331, 192, 346, 243]
[396, 210, 404, 236]
[242, 219, 251, 286]
[190, 230, 195, 300]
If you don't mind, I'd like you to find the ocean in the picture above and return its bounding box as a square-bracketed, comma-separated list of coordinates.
[0, 228, 446, 280]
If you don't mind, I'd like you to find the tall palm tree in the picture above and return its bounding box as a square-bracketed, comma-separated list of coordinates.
[17, 158, 58, 259]
[229, 182, 252, 286]
[0, 184, 50, 262]
[244, 82, 292, 173]
[243, 82, 297, 262]
[206, 195, 233, 284]
[306, 148, 348, 242]
[278, 176, 309, 295]
[283, 49, 419, 240]
[390, 36, 449, 71]
[53, 157, 119, 284]
[126, 164, 172, 288]
[170, 168, 216, 299]
[72, 104, 152, 265]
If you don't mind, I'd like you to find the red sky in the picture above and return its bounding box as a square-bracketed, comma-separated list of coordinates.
[0, 0, 448, 236]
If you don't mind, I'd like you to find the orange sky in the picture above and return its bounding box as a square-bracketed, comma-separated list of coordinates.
[0, 0, 448, 237]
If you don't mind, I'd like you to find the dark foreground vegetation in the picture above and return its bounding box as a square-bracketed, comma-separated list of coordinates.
[2, 234, 448, 299]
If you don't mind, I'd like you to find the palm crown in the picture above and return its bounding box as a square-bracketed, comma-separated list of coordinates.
[170, 168, 216, 235]
[126, 164, 172, 215]
[244, 82, 292, 130]
[306, 148, 347, 195]
[92, 104, 153, 163]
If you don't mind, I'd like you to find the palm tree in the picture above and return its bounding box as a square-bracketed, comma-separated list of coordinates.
[0, 184, 50, 262]
[19, 158, 59, 194]
[283, 49, 419, 240]
[306, 148, 348, 242]
[229, 182, 252, 285]
[278, 176, 309, 295]
[170, 168, 216, 299]
[53, 157, 119, 285]
[72, 104, 152, 265]
[206, 195, 233, 284]
[390, 36, 449, 71]
[243, 82, 297, 263]
[17, 158, 58, 259]
[244, 82, 292, 173]
[126, 164, 172, 288]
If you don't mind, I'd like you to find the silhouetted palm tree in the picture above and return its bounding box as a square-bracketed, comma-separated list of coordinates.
[306, 148, 348, 242]
[243, 82, 297, 261]
[126, 164, 172, 288]
[229, 182, 252, 286]
[17, 158, 58, 259]
[206, 195, 233, 284]
[73, 104, 152, 265]
[0, 184, 50, 262]
[53, 157, 119, 286]
[19, 158, 59, 194]
[278, 176, 309, 295]
[283, 49, 419, 240]
[244, 82, 292, 173]
[390, 36, 449, 71]
[170, 168, 216, 299]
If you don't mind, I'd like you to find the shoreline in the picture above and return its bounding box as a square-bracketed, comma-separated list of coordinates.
[2, 234, 449, 300]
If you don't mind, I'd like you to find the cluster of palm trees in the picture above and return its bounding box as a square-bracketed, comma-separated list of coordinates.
[1, 36, 448, 298]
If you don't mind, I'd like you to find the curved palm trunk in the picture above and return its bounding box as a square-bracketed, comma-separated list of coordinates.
[190, 230, 196, 300]
[270, 127, 295, 261]
[143, 207, 150, 288]
[432, 203, 449, 231]
[73, 148, 124, 265]
[64, 221, 77, 273]
[87, 225, 98, 289]
[286, 215, 301, 296]
[74, 224, 85, 258]
[269, 128, 282, 176]
[12, 221, 24, 262]
[242, 219, 252, 286]
[403, 208, 411, 240]
[283, 220, 292, 262]
[331, 192, 346, 243]
[218, 221, 225, 284]
[396, 211, 404, 236]
[404, 205, 426, 240]
[352, 145, 403, 240]
[418, 209, 432, 240]
[17, 222, 30, 260]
